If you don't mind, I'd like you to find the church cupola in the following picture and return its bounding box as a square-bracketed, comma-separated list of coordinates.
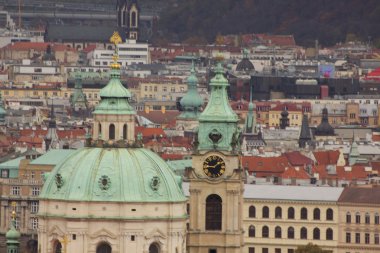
[92, 32, 136, 144]
[197, 62, 240, 152]
[315, 107, 334, 136]
[178, 62, 204, 120]
[117, 0, 140, 40]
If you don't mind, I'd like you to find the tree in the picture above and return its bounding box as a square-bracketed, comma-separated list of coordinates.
[295, 243, 332, 253]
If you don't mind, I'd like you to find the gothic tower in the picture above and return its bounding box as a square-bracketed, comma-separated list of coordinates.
[187, 63, 244, 253]
[117, 0, 140, 40]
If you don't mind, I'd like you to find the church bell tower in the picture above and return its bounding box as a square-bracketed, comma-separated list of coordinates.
[117, 0, 140, 40]
[187, 63, 244, 253]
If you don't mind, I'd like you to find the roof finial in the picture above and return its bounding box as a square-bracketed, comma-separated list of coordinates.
[110, 31, 122, 71]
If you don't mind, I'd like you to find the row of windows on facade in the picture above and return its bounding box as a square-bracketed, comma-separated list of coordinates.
[13, 217, 38, 230]
[11, 186, 40, 196]
[345, 232, 380, 244]
[94, 61, 145, 66]
[248, 247, 297, 253]
[144, 86, 184, 92]
[98, 124, 128, 140]
[10, 201, 39, 213]
[248, 206, 334, 220]
[247, 226, 334, 240]
[346, 211, 380, 224]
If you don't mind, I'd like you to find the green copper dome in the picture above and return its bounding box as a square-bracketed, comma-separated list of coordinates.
[6, 222, 20, 241]
[99, 76, 132, 98]
[40, 147, 186, 203]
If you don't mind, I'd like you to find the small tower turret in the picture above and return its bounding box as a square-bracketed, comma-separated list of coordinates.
[299, 114, 313, 148]
[6, 203, 20, 253]
[44, 101, 59, 151]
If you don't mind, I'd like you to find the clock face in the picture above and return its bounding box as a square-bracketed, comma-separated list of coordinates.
[203, 155, 226, 178]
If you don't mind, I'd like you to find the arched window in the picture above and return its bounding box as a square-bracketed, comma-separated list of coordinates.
[131, 12, 137, 27]
[54, 240, 62, 253]
[301, 207, 308, 220]
[97, 243, 112, 253]
[288, 207, 295, 219]
[326, 208, 333, 221]
[313, 228, 320, 240]
[313, 208, 320, 220]
[346, 212, 351, 223]
[248, 225, 255, 237]
[375, 213, 380, 224]
[300, 227, 307, 239]
[249, 206, 256, 218]
[275, 226, 282, 238]
[149, 243, 160, 253]
[262, 226, 269, 238]
[99, 123, 102, 135]
[109, 124, 115, 140]
[262, 206, 269, 218]
[275, 206, 282, 219]
[355, 212, 361, 224]
[123, 124, 127, 140]
[365, 213, 370, 224]
[123, 11, 127, 26]
[288, 227, 294, 239]
[326, 228, 333, 240]
[205, 194, 222, 230]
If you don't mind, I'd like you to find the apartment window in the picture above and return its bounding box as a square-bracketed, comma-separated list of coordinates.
[375, 233, 379, 244]
[275, 249, 281, 253]
[287, 250, 294, 253]
[313, 228, 320, 240]
[365, 213, 370, 224]
[34, 68, 42, 73]
[288, 207, 295, 219]
[300, 227, 307, 239]
[365, 233, 370, 244]
[275, 226, 282, 238]
[163, 86, 167, 92]
[275, 206, 282, 219]
[262, 206, 269, 218]
[301, 207, 308, 220]
[346, 232, 351, 243]
[287, 227, 294, 239]
[313, 208, 320, 220]
[375, 213, 379, 224]
[1, 169, 9, 178]
[31, 187, 40, 196]
[31, 201, 39, 213]
[350, 113, 356, 119]
[249, 248, 255, 253]
[262, 248, 268, 253]
[30, 218, 38, 230]
[154, 86, 157, 92]
[355, 213, 361, 224]
[346, 212, 351, 223]
[262, 226, 269, 238]
[171, 87, 175, 92]
[355, 233, 360, 244]
[11, 186, 20, 195]
[15, 218, 20, 229]
[249, 206, 256, 218]
[326, 208, 333, 221]
[248, 225, 255, 237]
[326, 228, 333, 240]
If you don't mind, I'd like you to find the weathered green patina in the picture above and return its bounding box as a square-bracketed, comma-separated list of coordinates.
[40, 148, 187, 203]
[197, 63, 239, 151]
[178, 63, 204, 120]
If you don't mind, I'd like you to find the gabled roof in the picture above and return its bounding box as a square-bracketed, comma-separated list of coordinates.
[313, 150, 340, 165]
[284, 151, 314, 166]
[138, 111, 180, 125]
[281, 167, 310, 179]
[242, 155, 289, 175]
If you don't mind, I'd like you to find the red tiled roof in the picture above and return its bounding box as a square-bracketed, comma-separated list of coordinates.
[281, 167, 310, 179]
[242, 155, 289, 176]
[313, 150, 340, 165]
[19, 129, 86, 139]
[2, 42, 76, 52]
[284, 151, 314, 166]
[135, 126, 166, 138]
[160, 153, 186, 160]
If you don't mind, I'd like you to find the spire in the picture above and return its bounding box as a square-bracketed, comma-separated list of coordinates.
[45, 100, 59, 151]
[178, 61, 204, 120]
[299, 114, 312, 148]
[197, 62, 239, 152]
[349, 131, 360, 165]
[245, 83, 256, 134]
[70, 71, 88, 112]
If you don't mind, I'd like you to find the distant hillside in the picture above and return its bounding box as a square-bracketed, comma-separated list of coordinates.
[157, 0, 380, 47]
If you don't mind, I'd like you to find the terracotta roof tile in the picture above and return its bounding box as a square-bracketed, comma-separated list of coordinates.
[284, 151, 314, 166]
[338, 187, 380, 204]
[281, 167, 310, 179]
[242, 155, 289, 176]
[313, 150, 340, 165]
